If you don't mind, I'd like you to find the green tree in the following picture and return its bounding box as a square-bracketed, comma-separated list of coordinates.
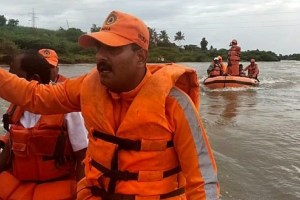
[200, 37, 208, 51]
[184, 44, 199, 52]
[158, 30, 170, 46]
[7, 19, 19, 27]
[0, 38, 19, 53]
[174, 31, 185, 47]
[90, 24, 100, 32]
[56, 27, 84, 42]
[0, 15, 7, 26]
[148, 27, 159, 48]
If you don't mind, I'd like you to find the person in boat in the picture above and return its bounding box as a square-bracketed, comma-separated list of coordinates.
[227, 39, 241, 76]
[0, 10, 219, 200]
[207, 57, 222, 77]
[0, 50, 88, 199]
[38, 48, 67, 83]
[239, 64, 246, 76]
[243, 58, 259, 79]
[218, 55, 228, 75]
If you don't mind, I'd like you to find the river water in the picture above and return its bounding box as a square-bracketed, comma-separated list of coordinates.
[0, 61, 299, 200]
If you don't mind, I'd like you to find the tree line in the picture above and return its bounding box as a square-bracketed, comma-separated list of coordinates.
[0, 14, 299, 64]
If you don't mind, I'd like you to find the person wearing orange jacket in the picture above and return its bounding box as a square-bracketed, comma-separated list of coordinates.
[227, 39, 241, 76]
[0, 49, 63, 152]
[207, 57, 222, 77]
[0, 10, 219, 200]
[243, 58, 259, 79]
[0, 50, 88, 200]
[38, 48, 67, 83]
[217, 55, 228, 75]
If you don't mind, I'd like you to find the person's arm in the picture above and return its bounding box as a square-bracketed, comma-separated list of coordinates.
[207, 65, 213, 75]
[64, 112, 88, 181]
[74, 148, 87, 181]
[243, 65, 249, 71]
[167, 90, 219, 200]
[0, 68, 83, 114]
[236, 46, 241, 56]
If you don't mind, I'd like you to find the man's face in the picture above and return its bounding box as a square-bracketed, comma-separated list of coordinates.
[9, 55, 27, 79]
[95, 42, 146, 93]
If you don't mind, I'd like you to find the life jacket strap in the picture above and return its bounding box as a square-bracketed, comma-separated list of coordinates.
[90, 186, 185, 200]
[2, 105, 17, 131]
[91, 159, 181, 181]
[2, 113, 10, 132]
[93, 131, 173, 151]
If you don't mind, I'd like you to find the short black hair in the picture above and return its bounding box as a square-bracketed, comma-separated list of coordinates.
[15, 50, 51, 84]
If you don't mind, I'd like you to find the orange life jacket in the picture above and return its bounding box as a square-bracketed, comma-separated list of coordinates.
[209, 64, 222, 77]
[7, 105, 75, 182]
[79, 63, 199, 199]
[228, 45, 241, 59]
[228, 45, 241, 76]
[220, 62, 227, 74]
[246, 64, 259, 78]
[0, 171, 76, 200]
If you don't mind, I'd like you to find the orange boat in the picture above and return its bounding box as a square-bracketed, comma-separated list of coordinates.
[203, 75, 259, 89]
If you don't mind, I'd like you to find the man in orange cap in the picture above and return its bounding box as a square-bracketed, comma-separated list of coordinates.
[38, 49, 67, 82]
[0, 10, 219, 200]
[227, 39, 241, 76]
[207, 57, 222, 77]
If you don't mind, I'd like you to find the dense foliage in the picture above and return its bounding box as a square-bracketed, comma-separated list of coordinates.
[0, 14, 299, 64]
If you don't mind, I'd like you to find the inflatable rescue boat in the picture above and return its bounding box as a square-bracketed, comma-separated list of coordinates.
[203, 75, 259, 89]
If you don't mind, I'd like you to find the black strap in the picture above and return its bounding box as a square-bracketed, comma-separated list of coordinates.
[90, 186, 185, 200]
[2, 113, 10, 132]
[91, 159, 138, 181]
[53, 130, 68, 167]
[2, 105, 17, 131]
[93, 131, 173, 151]
[160, 187, 185, 199]
[108, 149, 119, 193]
[91, 159, 181, 181]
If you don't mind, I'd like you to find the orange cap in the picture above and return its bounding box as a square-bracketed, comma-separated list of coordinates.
[78, 10, 149, 50]
[38, 49, 58, 67]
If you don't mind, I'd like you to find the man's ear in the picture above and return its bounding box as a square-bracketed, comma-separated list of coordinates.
[31, 74, 41, 83]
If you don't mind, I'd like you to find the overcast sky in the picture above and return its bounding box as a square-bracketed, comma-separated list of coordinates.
[1, 0, 299, 55]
